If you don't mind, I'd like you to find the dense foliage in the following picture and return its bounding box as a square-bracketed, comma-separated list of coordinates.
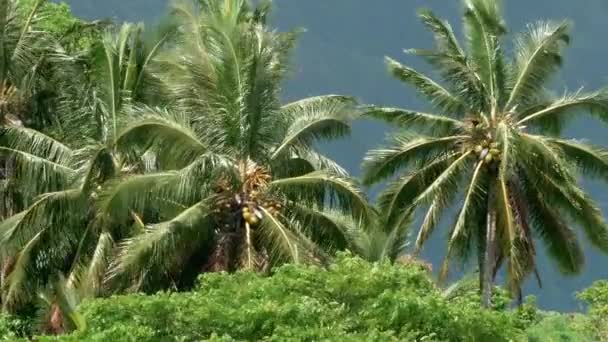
[0, 255, 603, 341]
[5, 255, 525, 341]
[363, 0, 608, 307]
[1, 0, 608, 340]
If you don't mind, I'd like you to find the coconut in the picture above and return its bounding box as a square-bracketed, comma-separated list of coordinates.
[254, 209, 264, 220]
[490, 142, 498, 149]
[242, 212, 252, 220]
[474, 145, 483, 153]
[490, 148, 500, 155]
[484, 154, 493, 163]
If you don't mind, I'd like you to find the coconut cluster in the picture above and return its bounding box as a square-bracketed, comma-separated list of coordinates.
[0, 81, 26, 126]
[212, 163, 282, 230]
[214, 192, 283, 228]
[473, 140, 501, 165]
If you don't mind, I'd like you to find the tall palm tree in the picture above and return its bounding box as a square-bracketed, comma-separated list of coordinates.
[0, 0, 80, 129]
[363, 0, 608, 307]
[0, 23, 167, 309]
[0, 0, 75, 309]
[0, 0, 62, 217]
[100, 0, 369, 292]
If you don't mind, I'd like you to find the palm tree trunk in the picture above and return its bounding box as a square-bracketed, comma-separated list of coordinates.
[1, 255, 14, 309]
[46, 303, 66, 335]
[203, 233, 238, 272]
[482, 186, 497, 308]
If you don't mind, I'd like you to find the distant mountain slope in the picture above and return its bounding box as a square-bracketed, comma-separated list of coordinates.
[59, 0, 608, 311]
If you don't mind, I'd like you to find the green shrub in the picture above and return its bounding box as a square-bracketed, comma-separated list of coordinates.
[525, 313, 594, 342]
[0, 313, 30, 341]
[577, 280, 608, 341]
[45, 254, 523, 341]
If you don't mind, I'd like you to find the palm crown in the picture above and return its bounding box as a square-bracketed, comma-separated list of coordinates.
[0, 22, 166, 308]
[98, 0, 368, 291]
[363, 0, 608, 305]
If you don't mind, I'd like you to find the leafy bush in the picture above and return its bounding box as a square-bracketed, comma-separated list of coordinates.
[40, 254, 523, 341]
[0, 313, 30, 341]
[524, 313, 593, 342]
[577, 280, 608, 341]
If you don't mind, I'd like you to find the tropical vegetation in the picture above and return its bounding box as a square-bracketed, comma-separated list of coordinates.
[1, 255, 605, 341]
[363, 0, 608, 307]
[0, 0, 608, 340]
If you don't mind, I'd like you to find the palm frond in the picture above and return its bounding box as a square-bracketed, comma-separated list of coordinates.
[496, 121, 514, 178]
[406, 48, 487, 111]
[411, 152, 472, 206]
[386, 57, 464, 114]
[97, 156, 226, 225]
[269, 170, 371, 220]
[258, 207, 319, 265]
[362, 134, 465, 185]
[81, 229, 115, 296]
[505, 21, 570, 109]
[415, 199, 444, 253]
[288, 204, 355, 252]
[4, 230, 43, 308]
[289, 147, 349, 177]
[518, 90, 608, 126]
[117, 105, 207, 169]
[544, 137, 608, 181]
[107, 199, 215, 288]
[522, 160, 608, 253]
[496, 175, 524, 292]
[0, 126, 72, 163]
[409, 7, 488, 110]
[463, 0, 506, 106]
[380, 211, 413, 261]
[417, 8, 464, 56]
[363, 106, 461, 133]
[1, 189, 83, 255]
[523, 179, 584, 274]
[440, 162, 485, 254]
[271, 95, 355, 160]
[377, 153, 458, 226]
[0, 126, 76, 194]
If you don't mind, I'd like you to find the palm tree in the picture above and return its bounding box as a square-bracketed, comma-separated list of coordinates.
[0, 0, 64, 216]
[363, 0, 608, 307]
[0, 23, 167, 309]
[0, 0, 81, 129]
[339, 213, 411, 263]
[0, 0, 74, 309]
[100, 0, 369, 291]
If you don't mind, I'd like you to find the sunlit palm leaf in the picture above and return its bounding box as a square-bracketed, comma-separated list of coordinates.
[269, 170, 371, 221]
[107, 199, 215, 288]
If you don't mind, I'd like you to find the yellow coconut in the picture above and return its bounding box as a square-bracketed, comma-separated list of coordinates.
[484, 154, 493, 163]
[490, 148, 500, 155]
[474, 145, 483, 153]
